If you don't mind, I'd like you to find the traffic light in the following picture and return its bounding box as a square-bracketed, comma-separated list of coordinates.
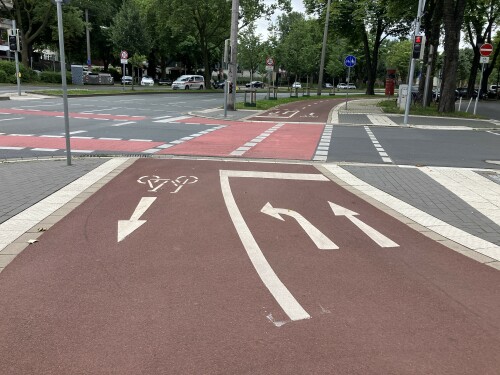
[412, 35, 423, 59]
[9, 35, 18, 52]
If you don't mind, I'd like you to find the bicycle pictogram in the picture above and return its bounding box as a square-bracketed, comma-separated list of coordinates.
[137, 175, 198, 193]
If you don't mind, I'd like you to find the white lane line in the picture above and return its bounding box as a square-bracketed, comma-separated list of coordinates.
[68, 130, 87, 135]
[40, 135, 64, 138]
[71, 136, 93, 139]
[142, 148, 161, 154]
[220, 170, 330, 322]
[0, 158, 130, 254]
[112, 121, 136, 127]
[420, 167, 500, 226]
[487, 131, 500, 136]
[129, 139, 152, 142]
[80, 108, 120, 113]
[323, 165, 500, 262]
[10, 134, 33, 137]
[364, 126, 392, 163]
[99, 137, 122, 141]
[0, 146, 24, 150]
[71, 150, 94, 153]
[153, 115, 192, 123]
[31, 148, 58, 152]
[230, 123, 284, 156]
[0, 117, 24, 122]
[152, 115, 173, 120]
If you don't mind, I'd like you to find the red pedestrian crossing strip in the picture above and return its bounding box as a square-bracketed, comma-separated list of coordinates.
[0, 122, 331, 160]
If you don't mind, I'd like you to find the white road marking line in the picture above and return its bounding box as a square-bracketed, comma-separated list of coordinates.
[156, 144, 174, 149]
[31, 148, 58, 151]
[80, 108, 120, 113]
[220, 170, 330, 322]
[152, 115, 172, 120]
[0, 158, 130, 254]
[364, 126, 392, 163]
[9, 134, 33, 137]
[367, 115, 399, 126]
[112, 121, 136, 127]
[40, 135, 64, 138]
[313, 124, 333, 161]
[117, 197, 157, 242]
[142, 148, 161, 154]
[71, 150, 94, 153]
[153, 115, 192, 123]
[68, 130, 87, 135]
[99, 137, 122, 141]
[323, 165, 500, 262]
[0, 146, 24, 150]
[0, 117, 24, 122]
[487, 131, 500, 136]
[71, 136, 93, 139]
[129, 139, 152, 142]
[230, 123, 284, 156]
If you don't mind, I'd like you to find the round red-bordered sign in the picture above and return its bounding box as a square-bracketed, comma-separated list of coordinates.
[479, 43, 493, 57]
[120, 50, 128, 59]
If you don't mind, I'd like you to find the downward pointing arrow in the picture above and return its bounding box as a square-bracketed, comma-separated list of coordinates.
[117, 197, 157, 242]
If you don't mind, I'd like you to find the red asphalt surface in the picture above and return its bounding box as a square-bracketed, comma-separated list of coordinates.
[1, 159, 500, 374]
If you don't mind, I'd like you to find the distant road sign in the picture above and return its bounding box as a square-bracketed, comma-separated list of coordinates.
[480, 56, 489, 64]
[266, 57, 275, 66]
[120, 50, 128, 59]
[479, 43, 493, 57]
[344, 55, 356, 68]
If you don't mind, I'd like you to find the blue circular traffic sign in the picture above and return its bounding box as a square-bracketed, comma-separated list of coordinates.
[344, 55, 357, 68]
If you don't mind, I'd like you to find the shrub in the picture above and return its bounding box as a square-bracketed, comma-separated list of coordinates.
[39, 71, 72, 84]
[0, 70, 7, 83]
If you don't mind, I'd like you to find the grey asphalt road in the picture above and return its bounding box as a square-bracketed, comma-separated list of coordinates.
[472, 99, 500, 120]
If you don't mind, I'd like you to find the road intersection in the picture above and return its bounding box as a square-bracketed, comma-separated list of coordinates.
[0, 92, 499, 373]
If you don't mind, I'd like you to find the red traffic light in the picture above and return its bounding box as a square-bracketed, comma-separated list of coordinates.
[414, 36, 422, 44]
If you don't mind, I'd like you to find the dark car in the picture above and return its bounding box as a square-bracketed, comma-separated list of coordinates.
[212, 80, 226, 89]
[245, 81, 264, 88]
[158, 77, 172, 86]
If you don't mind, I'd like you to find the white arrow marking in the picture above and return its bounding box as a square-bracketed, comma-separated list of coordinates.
[117, 197, 157, 242]
[261, 202, 338, 250]
[328, 201, 399, 248]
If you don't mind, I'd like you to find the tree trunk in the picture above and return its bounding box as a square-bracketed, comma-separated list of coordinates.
[438, 0, 467, 113]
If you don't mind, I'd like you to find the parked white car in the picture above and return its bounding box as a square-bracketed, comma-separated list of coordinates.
[346, 83, 356, 89]
[141, 76, 154, 86]
[337, 83, 347, 89]
[292, 82, 302, 88]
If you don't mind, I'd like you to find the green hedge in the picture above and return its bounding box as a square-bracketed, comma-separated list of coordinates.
[0, 61, 41, 83]
[39, 71, 72, 84]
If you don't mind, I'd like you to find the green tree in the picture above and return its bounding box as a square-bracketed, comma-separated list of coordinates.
[129, 53, 147, 90]
[385, 39, 412, 83]
[238, 23, 263, 82]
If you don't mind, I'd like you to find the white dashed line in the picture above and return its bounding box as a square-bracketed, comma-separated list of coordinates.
[112, 121, 136, 127]
[364, 126, 392, 163]
[230, 123, 285, 156]
[313, 124, 333, 161]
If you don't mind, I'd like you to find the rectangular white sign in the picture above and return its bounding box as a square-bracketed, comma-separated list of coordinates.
[480, 56, 489, 64]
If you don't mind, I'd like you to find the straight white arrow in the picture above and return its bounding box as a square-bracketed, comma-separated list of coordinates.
[117, 197, 157, 242]
[261, 202, 338, 250]
[328, 201, 399, 248]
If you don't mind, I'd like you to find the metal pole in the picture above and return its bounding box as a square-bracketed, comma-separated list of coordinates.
[122, 63, 125, 91]
[56, 0, 72, 166]
[473, 62, 484, 115]
[345, 66, 350, 109]
[223, 80, 228, 118]
[317, 0, 332, 96]
[85, 9, 91, 69]
[227, 0, 239, 110]
[404, 0, 425, 125]
[12, 21, 21, 96]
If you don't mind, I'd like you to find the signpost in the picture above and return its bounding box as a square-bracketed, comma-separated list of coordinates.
[121, 50, 128, 91]
[266, 57, 275, 98]
[474, 43, 493, 115]
[344, 55, 356, 109]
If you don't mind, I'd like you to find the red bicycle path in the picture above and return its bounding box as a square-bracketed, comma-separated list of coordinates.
[0, 158, 499, 374]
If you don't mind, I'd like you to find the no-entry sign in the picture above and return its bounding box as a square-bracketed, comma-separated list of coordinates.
[479, 43, 493, 57]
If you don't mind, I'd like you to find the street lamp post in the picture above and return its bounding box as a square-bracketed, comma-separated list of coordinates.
[55, 0, 72, 166]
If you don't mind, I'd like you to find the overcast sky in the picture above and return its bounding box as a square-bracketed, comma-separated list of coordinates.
[254, 0, 306, 40]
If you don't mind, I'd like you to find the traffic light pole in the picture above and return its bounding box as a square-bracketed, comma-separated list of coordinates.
[403, 0, 425, 126]
[227, 0, 238, 111]
[11, 21, 21, 97]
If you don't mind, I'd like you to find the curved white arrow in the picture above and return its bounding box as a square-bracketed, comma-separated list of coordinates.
[117, 197, 157, 242]
[328, 201, 399, 248]
[261, 202, 338, 250]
